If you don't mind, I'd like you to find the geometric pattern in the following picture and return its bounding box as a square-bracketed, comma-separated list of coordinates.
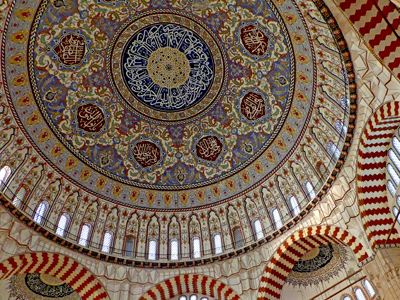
[336, 0, 400, 77]
[138, 274, 240, 300]
[256, 225, 369, 300]
[0, 252, 110, 300]
[357, 101, 400, 250]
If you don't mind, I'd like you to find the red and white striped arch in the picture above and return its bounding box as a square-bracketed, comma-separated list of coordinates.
[335, 0, 400, 77]
[0, 252, 110, 300]
[139, 274, 240, 300]
[257, 225, 369, 300]
[358, 101, 400, 250]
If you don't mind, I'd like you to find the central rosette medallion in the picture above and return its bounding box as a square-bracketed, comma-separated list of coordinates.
[146, 47, 191, 89]
[110, 13, 226, 123]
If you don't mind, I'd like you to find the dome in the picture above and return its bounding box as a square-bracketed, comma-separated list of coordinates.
[1, 0, 355, 265]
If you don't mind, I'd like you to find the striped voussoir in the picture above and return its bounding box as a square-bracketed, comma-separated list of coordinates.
[358, 101, 400, 250]
[0, 252, 110, 300]
[256, 225, 368, 300]
[336, 0, 400, 77]
[139, 274, 241, 300]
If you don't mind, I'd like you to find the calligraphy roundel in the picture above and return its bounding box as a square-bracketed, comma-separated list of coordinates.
[109, 11, 227, 123]
[3, 0, 350, 210]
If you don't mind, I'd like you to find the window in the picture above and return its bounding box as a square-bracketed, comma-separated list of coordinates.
[305, 181, 316, 200]
[148, 239, 157, 260]
[388, 164, 400, 186]
[56, 214, 69, 237]
[394, 136, 400, 154]
[327, 141, 341, 159]
[342, 297, 351, 300]
[362, 279, 375, 297]
[200, 298, 209, 300]
[190, 295, 197, 300]
[336, 120, 348, 136]
[289, 195, 300, 215]
[33, 201, 48, 225]
[179, 297, 187, 300]
[354, 288, 367, 300]
[234, 228, 243, 248]
[272, 208, 282, 229]
[214, 233, 222, 254]
[389, 149, 400, 170]
[388, 180, 397, 196]
[0, 166, 11, 188]
[397, 196, 400, 206]
[13, 187, 26, 208]
[254, 219, 264, 240]
[101, 231, 113, 253]
[193, 237, 201, 259]
[170, 238, 179, 261]
[393, 207, 400, 224]
[78, 224, 91, 247]
[125, 237, 135, 257]
[341, 96, 350, 109]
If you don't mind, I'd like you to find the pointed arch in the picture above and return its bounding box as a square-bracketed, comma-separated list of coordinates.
[0, 252, 110, 300]
[257, 225, 369, 300]
[139, 275, 240, 300]
[357, 101, 400, 250]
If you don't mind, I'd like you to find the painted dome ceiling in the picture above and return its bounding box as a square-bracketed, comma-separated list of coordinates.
[1, 0, 355, 263]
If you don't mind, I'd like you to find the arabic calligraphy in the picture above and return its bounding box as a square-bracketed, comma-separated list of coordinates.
[77, 104, 106, 133]
[240, 24, 269, 56]
[196, 136, 223, 162]
[241, 92, 266, 121]
[131, 141, 161, 168]
[53, 33, 86, 66]
[122, 23, 214, 111]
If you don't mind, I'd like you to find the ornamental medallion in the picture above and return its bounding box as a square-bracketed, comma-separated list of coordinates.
[53, 33, 86, 66]
[77, 104, 106, 133]
[131, 141, 161, 168]
[240, 24, 269, 56]
[195, 136, 223, 162]
[122, 23, 214, 111]
[241, 92, 266, 121]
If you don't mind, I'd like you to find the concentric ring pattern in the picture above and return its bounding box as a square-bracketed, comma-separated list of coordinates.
[1, 0, 352, 261]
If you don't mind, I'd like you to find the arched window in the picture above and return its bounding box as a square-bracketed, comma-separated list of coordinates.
[336, 120, 348, 136]
[213, 233, 223, 254]
[305, 181, 316, 200]
[125, 237, 135, 257]
[0, 166, 11, 188]
[327, 141, 341, 159]
[234, 228, 243, 248]
[13, 187, 26, 208]
[148, 239, 157, 260]
[388, 164, 400, 186]
[192, 237, 201, 259]
[78, 224, 91, 247]
[341, 96, 350, 109]
[101, 231, 113, 253]
[179, 297, 187, 300]
[354, 288, 367, 300]
[200, 298, 209, 300]
[33, 201, 48, 225]
[393, 207, 400, 224]
[342, 297, 351, 300]
[190, 295, 197, 300]
[388, 180, 397, 196]
[389, 149, 400, 170]
[289, 195, 300, 215]
[170, 238, 179, 261]
[362, 279, 375, 297]
[56, 213, 69, 237]
[393, 136, 400, 154]
[253, 219, 264, 240]
[272, 208, 282, 229]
